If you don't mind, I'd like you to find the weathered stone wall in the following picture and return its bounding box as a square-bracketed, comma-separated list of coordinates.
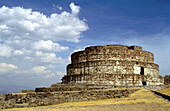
[67, 61, 159, 75]
[62, 45, 163, 86]
[0, 89, 138, 109]
[62, 74, 163, 86]
[36, 83, 165, 92]
[22, 90, 35, 93]
[71, 45, 154, 64]
[0, 94, 4, 109]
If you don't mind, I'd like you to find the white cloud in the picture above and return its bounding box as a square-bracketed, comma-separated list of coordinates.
[33, 40, 69, 52]
[57, 6, 62, 10]
[15, 66, 59, 78]
[32, 66, 51, 74]
[45, 73, 56, 78]
[45, 71, 63, 78]
[52, 4, 62, 11]
[13, 50, 23, 55]
[0, 2, 88, 66]
[0, 44, 12, 57]
[35, 51, 56, 63]
[0, 63, 18, 73]
[73, 48, 84, 53]
[23, 56, 34, 61]
[35, 51, 69, 63]
[47, 64, 55, 68]
[70, 3, 80, 15]
[0, 4, 88, 43]
[72, 45, 91, 53]
[55, 56, 70, 64]
[0, 3, 88, 85]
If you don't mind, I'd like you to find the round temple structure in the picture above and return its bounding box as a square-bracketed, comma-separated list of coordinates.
[62, 45, 163, 86]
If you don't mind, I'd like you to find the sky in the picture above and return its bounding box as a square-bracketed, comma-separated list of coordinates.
[0, 0, 170, 93]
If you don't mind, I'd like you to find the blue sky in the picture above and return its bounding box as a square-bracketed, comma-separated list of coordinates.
[0, 0, 169, 93]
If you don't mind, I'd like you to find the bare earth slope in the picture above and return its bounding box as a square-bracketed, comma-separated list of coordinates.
[5, 89, 170, 111]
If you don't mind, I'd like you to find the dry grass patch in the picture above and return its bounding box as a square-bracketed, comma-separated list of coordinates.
[4, 89, 170, 111]
[13, 93, 27, 95]
[154, 86, 170, 96]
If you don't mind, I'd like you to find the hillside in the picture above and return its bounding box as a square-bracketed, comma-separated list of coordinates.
[5, 88, 170, 111]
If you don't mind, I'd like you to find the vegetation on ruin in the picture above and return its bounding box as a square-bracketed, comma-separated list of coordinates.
[164, 75, 170, 85]
[164, 75, 170, 79]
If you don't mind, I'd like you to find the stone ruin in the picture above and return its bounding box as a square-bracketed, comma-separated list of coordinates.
[36, 45, 164, 92]
[0, 45, 165, 109]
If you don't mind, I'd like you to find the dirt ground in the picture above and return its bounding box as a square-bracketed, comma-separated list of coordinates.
[4, 89, 170, 111]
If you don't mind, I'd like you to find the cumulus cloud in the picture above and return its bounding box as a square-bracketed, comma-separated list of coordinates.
[0, 3, 88, 67]
[70, 2, 80, 15]
[0, 2, 88, 68]
[0, 44, 12, 57]
[0, 3, 88, 86]
[36, 51, 55, 63]
[0, 63, 18, 73]
[52, 4, 63, 11]
[14, 65, 64, 79]
[73, 48, 84, 53]
[57, 6, 62, 10]
[13, 50, 24, 55]
[72, 45, 91, 53]
[32, 66, 51, 74]
[45, 71, 63, 78]
[35, 51, 69, 64]
[23, 56, 34, 61]
[0, 4, 88, 43]
[33, 40, 69, 52]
